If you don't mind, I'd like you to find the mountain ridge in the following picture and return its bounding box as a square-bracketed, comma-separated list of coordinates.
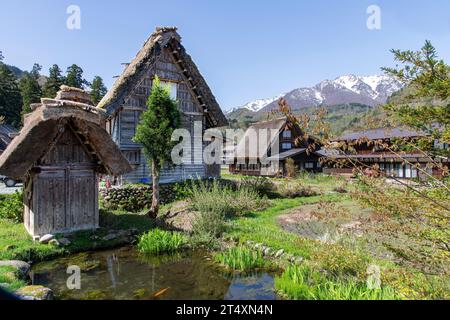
[227, 74, 403, 115]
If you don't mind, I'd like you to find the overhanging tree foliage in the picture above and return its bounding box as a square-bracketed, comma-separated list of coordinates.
[133, 77, 180, 218]
[382, 40, 450, 148]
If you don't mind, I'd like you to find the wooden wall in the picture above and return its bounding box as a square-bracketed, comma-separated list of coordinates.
[110, 46, 220, 184]
[25, 126, 99, 237]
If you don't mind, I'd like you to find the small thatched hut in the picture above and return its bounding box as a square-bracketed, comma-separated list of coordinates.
[0, 86, 131, 237]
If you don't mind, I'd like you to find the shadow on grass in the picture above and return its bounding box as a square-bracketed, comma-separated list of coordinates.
[99, 209, 156, 233]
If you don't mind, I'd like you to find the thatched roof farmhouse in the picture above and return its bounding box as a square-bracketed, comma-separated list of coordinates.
[99, 27, 228, 184]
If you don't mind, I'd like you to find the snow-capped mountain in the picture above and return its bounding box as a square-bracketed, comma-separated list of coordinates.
[227, 94, 284, 114]
[228, 75, 403, 115]
[333, 75, 403, 104]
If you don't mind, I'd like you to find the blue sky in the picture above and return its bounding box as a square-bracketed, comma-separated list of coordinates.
[1, 0, 450, 110]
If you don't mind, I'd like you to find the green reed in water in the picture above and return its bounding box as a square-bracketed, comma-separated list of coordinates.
[138, 229, 186, 255]
[275, 264, 399, 300]
[215, 246, 267, 272]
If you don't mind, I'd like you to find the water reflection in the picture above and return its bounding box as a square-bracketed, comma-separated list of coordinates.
[31, 247, 278, 300]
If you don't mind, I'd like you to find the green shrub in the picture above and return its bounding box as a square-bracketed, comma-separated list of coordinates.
[215, 246, 267, 271]
[312, 244, 369, 277]
[237, 176, 275, 196]
[192, 210, 227, 242]
[0, 191, 23, 223]
[190, 180, 267, 217]
[189, 180, 267, 246]
[137, 229, 186, 255]
[0, 266, 27, 292]
[275, 264, 399, 300]
[276, 181, 318, 198]
[190, 180, 237, 217]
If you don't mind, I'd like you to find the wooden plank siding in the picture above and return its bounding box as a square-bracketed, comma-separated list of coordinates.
[110, 46, 215, 184]
[25, 126, 99, 236]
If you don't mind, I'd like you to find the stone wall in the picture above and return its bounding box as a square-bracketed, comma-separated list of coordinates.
[100, 184, 179, 212]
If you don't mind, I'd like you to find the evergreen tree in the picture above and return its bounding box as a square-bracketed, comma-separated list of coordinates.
[90, 76, 107, 105]
[19, 63, 42, 117]
[133, 77, 180, 218]
[382, 41, 450, 146]
[43, 64, 64, 98]
[65, 64, 89, 89]
[0, 51, 22, 127]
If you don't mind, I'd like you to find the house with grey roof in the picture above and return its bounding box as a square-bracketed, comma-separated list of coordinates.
[229, 117, 323, 176]
[323, 127, 449, 179]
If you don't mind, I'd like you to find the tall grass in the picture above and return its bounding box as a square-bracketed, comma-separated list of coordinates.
[190, 180, 266, 217]
[275, 264, 399, 300]
[190, 180, 267, 246]
[137, 229, 185, 255]
[214, 246, 267, 272]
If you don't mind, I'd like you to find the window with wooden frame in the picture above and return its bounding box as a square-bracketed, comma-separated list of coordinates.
[304, 162, 314, 169]
[282, 130, 292, 139]
[281, 142, 292, 150]
[159, 80, 178, 100]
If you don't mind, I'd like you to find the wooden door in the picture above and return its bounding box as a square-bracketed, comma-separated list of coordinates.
[67, 168, 98, 231]
[33, 167, 98, 236]
[31, 124, 100, 236]
[33, 169, 67, 236]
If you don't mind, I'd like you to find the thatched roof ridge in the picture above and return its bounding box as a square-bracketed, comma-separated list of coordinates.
[98, 27, 228, 128]
[0, 96, 132, 179]
[235, 117, 288, 159]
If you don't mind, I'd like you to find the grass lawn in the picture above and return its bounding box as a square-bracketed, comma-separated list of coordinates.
[0, 265, 28, 292]
[228, 194, 342, 259]
[226, 187, 449, 300]
[0, 209, 156, 263]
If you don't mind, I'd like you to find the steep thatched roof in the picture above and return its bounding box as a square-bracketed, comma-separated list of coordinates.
[235, 118, 288, 159]
[98, 27, 228, 128]
[0, 89, 132, 179]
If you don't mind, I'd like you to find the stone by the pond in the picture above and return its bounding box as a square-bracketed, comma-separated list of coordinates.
[275, 249, 285, 258]
[295, 257, 304, 264]
[284, 254, 294, 262]
[39, 234, 55, 244]
[58, 238, 71, 246]
[263, 247, 272, 256]
[17, 285, 54, 300]
[48, 239, 60, 247]
[0, 260, 30, 278]
[3, 244, 17, 251]
[102, 233, 119, 241]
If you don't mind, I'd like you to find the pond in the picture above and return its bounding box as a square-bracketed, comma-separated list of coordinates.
[30, 247, 279, 300]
